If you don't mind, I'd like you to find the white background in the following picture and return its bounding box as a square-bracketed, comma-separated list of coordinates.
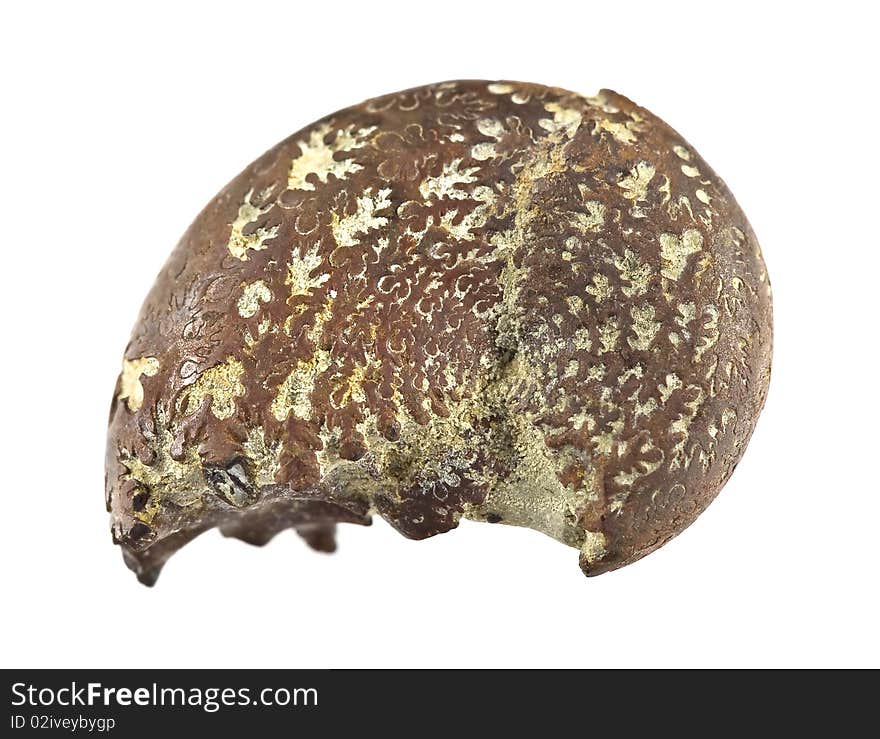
[2, 1, 878, 668]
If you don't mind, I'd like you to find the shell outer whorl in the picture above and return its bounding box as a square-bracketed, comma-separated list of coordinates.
[106, 80, 772, 585]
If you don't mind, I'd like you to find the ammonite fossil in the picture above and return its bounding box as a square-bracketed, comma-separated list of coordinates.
[106, 80, 772, 585]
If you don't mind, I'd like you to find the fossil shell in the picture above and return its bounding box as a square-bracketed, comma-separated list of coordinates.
[106, 80, 772, 585]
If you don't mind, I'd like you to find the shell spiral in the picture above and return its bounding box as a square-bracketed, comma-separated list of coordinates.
[106, 80, 772, 585]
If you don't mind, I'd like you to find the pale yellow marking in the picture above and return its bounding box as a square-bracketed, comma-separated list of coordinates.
[628, 304, 661, 350]
[661, 174, 697, 220]
[566, 294, 583, 313]
[227, 189, 279, 261]
[539, 102, 582, 137]
[571, 409, 595, 431]
[242, 426, 282, 487]
[586, 91, 620, 114]
[659, 373, 683, 403]
[287, 123, 375, 191]
[271, 357, 328, 422]
[632, 396, 659, 421]
[617, 364, 644, 386]
[471, 142, 497, 161]
[592, 415, 624, 456]
[618, 161, 655, 217]
[681, 164, 700, 178]
[571, 200, 606, 233]
[581, 531, 607, 564]
[613, 439, 663, 488]
[478, 118, 505, 137]
[122, 407, 206, 513]
[439, 185, 496, 241]
[488, 82, 514, 94]
[722, 408, 737, 429]
[471, 118, 506, 161]
[660, 228, 703, 280]
[676, 301, 697, 327]
[710, 407, 736, 444]
[695, 189, 711, 205]
[659, 175, 672, 204]
[118, 357, 160, 412]
[332, 187, 392, 247]
[612, 249, 652, 297]
[419, 158, 479, 201]
[243, 315, 274, 351]
[673, 145, 691, 161]
[573, 328, 592, 351]
[598, 316, 620, 354]
[286, 242, 330, 296]
[619, 161, 655, 201]
[271, 302, 334, 421]
[179, 356, 245, 420]
[694, 305, 720, 362]
[669, 386, 706, 470]
[237, 280, 272, 318]
[586, 273, 613, 302]
[329, 352, 377, 411]
[593, 118, 638, 144]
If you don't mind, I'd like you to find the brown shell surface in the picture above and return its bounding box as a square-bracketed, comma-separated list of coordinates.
[106, 80, 772, 585]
